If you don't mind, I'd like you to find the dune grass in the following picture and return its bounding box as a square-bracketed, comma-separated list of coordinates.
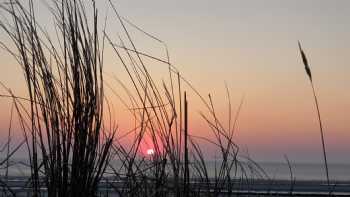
[298, 41, 330, 188]
[0, 0, 115, 196]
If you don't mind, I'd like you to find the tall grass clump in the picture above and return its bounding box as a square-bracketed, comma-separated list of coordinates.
[298, 41, 330, 187]
[0, 0, 115, 196]
[103, 4, 267, 196]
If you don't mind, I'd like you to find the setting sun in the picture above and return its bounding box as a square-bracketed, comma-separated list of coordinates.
[147, 149, 155, 156]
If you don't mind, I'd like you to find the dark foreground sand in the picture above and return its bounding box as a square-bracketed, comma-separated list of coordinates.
[1, 176, 350, 196]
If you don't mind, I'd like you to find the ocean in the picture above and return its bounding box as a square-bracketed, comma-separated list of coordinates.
[181, 161, 350, 181]
[2, 159, 350, 181]
[255, 162, 350, 181]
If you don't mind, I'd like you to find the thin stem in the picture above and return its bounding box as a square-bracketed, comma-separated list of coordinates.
[310, 81, 330, 187]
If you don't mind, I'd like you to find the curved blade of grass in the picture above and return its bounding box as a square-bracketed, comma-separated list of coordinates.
[298, 41, 330, 189]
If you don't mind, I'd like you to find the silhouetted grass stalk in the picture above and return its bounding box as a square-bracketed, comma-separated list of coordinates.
[298, 41, 330, 188]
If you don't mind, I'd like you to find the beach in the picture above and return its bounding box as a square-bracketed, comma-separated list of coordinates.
[2, 176, 350, 197]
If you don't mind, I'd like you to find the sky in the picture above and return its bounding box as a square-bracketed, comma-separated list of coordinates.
[0, 0, 349, 163]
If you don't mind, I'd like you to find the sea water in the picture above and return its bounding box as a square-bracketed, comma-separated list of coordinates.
[2, 159, 350, 181]
[257, 162, 350, 181]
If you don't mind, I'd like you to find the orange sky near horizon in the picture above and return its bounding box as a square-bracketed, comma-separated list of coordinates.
[0, 0, 349, 163]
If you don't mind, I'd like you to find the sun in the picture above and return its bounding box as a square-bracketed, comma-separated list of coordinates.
[146, 148, 155, 156]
